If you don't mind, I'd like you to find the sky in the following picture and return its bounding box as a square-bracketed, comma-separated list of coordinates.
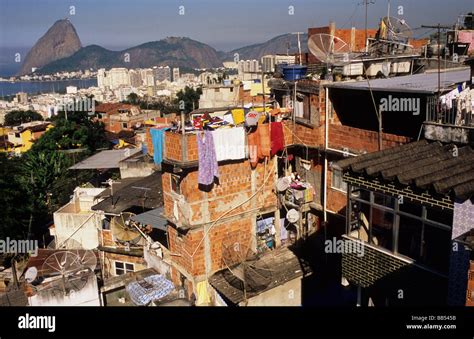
[0, 0, 472, 52]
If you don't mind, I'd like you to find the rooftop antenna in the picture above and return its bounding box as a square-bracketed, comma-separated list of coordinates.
[291, 32, 305, 65]
[421, 23, 451, 112]
[360, 0, 376, 52]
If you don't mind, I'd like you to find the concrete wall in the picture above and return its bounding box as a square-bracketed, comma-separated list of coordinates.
[29, 275, 100, 306]
[53, 209, 102, 250]
[119, 159, 155, 178]
[240, 278, 302, 306]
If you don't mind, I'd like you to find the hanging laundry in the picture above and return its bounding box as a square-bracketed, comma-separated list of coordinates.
[270, 122, 285, 156]
[258, 123, 271, 157]
[247, 129, 260, 168]
[213, 126, 246, 162]
[248, 124, 272, 168]
[150, 128, 165, 164]
[231, 109, 245, 125]
[196, 281, 211, 306]
[197, 130, 219, 186]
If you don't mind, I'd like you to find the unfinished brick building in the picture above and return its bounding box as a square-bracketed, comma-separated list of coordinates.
[160, 130, 279, 296]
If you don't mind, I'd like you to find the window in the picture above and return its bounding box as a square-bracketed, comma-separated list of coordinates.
[374, 192, 395, 208]
[122, 122, 128, 129]
[114, 261, 134, 276]
[426, 207, 453, 227]
[331, 169, 348, 192]
[171, 174, 181, 194]
[371, 208, 394, 251]
[15, 133, 20, 138]
[398, 216, 423, 259]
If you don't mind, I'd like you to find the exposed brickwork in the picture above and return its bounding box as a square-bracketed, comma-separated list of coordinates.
[328, 124, 411, 154]
[163, 132, 198, 162]
[341, 237, 411, 288]
[467, 261, 474, 306]
[102, 252, 147, 279]
[163, 159, 277, 225]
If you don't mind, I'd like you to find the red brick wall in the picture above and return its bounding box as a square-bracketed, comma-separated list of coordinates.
[167, 216, 254, 277]
[307, 26, 377, 63]
[467, 261, 474, 306]
[163, 132, 198, 162]
[328, 124, 411, 154]
[162, 159, 277, 225]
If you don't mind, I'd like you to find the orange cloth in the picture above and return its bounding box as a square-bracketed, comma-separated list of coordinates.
[258, 124, 271, 157]
[248, 124, 271, 168]
[248, 130, 260, 168]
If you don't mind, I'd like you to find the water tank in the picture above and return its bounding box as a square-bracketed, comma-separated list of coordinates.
[282, 65, 307, 81]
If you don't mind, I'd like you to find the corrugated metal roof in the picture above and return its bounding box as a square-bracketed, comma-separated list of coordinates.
[334, 140, 474, 200]
[324, 68, 471, 94]
[69, 148, 141, 170]
[131, 207, 167, 231]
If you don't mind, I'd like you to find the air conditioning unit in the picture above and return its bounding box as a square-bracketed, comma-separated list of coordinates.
[342, 63, 364, 76]
[365, 62, 391, 77]
[391, 61, 411, 74]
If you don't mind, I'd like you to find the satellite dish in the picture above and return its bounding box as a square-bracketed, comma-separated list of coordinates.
[221, 232, 273, 300]
[24, 267, 38, 283]
[41, 250, 90, 295]
[286, 209, 300, 224]
[308, 33, 350, 64]
[382, 16, 413, 42]
[111, 212, 142, 245]
[245, 111, 261, 126]
[276, 177, 291, 192]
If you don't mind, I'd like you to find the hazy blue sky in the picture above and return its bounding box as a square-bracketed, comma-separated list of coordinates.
[0, 0, 472, 51]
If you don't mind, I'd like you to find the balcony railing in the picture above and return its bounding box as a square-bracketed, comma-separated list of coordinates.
[426, 96, 474, 127]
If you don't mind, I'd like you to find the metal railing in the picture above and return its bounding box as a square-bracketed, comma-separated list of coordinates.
[426, 95, 474, 127]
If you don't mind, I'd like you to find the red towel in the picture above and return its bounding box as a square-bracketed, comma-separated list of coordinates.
[270, 122, 284, 156]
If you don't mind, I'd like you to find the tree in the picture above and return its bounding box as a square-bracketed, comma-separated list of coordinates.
[4, 110, 43, 126]
[126, 93, 139, 105]
[39, 111, 108, 152]
[175, 86, 202, 113]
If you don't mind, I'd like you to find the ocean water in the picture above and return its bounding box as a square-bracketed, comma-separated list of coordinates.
[0, 78, 98, 98]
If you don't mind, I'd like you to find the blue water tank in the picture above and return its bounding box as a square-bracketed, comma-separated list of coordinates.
[282, 65, 307, 81]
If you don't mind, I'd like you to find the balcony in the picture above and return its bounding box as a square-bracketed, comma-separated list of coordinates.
[424, 95, 474, 144]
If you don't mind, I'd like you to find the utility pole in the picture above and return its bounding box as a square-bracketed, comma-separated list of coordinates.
[421, 24, 451, 112]
[361, 0, 376, 52]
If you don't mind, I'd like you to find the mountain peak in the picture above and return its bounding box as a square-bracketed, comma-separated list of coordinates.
[18, 19, 82, 75]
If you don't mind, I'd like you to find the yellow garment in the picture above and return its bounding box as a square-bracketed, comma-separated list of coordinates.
[231, 109, 245, 125]
[380, 20, 387, 40]
[196, 281, 211, 306]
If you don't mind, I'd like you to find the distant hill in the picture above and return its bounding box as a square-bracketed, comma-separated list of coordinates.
[39, 37, 223, 73]
[19, 19, 82, 75]
[223, 33, 308, 61]
[32, 19, 309, 73]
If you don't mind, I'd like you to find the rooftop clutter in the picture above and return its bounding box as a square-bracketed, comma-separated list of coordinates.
[168, 106, 288, 190]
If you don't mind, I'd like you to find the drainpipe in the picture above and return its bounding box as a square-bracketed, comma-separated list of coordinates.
[323, 87, 329, 224]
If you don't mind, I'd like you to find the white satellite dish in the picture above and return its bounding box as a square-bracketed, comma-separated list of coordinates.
[24, 267, 38, 283]
[382, 16, 413, 42]
[308, 33, 350, 64]
[276, 177, 291, 192]
[286, 209, 300, 224]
